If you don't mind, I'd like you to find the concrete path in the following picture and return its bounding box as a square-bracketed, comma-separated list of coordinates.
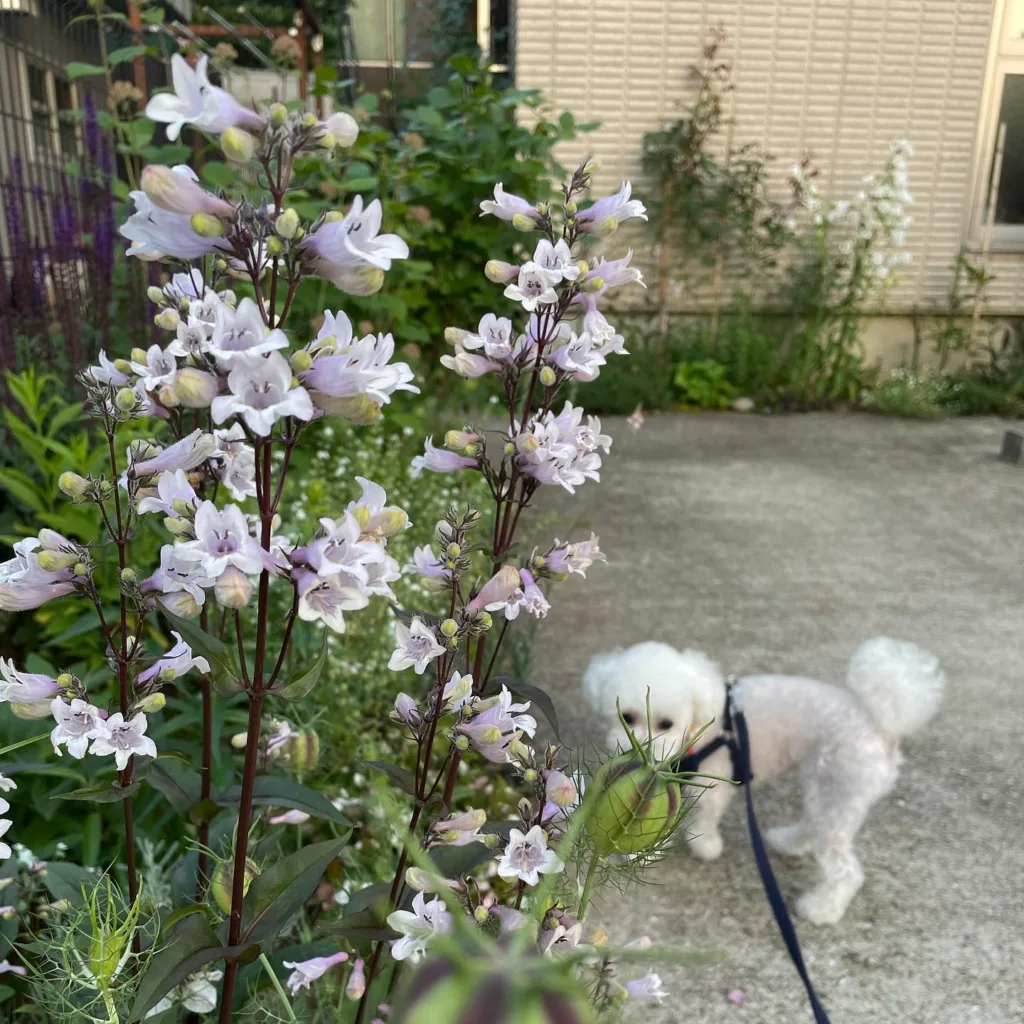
[532, 412, 1023, 1024]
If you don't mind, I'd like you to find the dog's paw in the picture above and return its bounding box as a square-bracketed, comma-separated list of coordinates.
[795, 886, 848, 926]
[766, 824, 811, 857]
[687, 830, 724, 861]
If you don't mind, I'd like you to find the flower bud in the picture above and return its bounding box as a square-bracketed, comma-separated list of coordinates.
[484, 259, 519, 284]
[289, 349, 313, 373]
[147, 285, 165, 305]
[215, 565, 253, 609]
[137, 692, 166, 713]
[318, 393, 382, 425]
[173, 366, 218, 409]
[73, 562, 88, 577]
[164, 517, 194, 537]
[157, 384, 180, 408]
[445, 429, 480, 450]
[56, 673, 74, 688]
[523, 768, 539, 783]
[283, 729, 321, 773]
[511, 212, 535, 232]
[301, 112, 318, 128]
[444, 327, 469, 346]
[346, 959, 366, 1001]
[158, 591, 200, 618]
[323, 110, 359, 147]
[275, 207, 300, 240]
[155, 308, 180, 330]
[404, 867, 448, 893]
[114, 358, 133, 374]
[267, 236, 284, 255]
[221, 126, 257, 162]
[483, 833, 499, 849]
[503, 442, 515, 456]
[440, 618, 459, 638]
[589, 755, 683, 856]
[582, 276, 605, 293]
[269, 102, 288, 126]
[58, 472, 89, 499]
[516, 434, 539, 455]
[445, 542, 461, 559]
[211, 857, 260, 915]
[508, 739, 531, 762]
[120, 567, 136, 583]
[476, 611, 492, 631]
[544, 769, 577, 808]
[230, 732, 248, 750]
[575, 259, 589, 276]
[474, 905, 491, 923]
[36, 549, 77, 572]
[454, 734, 470, 751]
[566, 200, 578, 215]
[130, 347, 148, 364]
[190, 213, 225, 238]
[466, 565, 522, 617]
[538, 366, 556, 387]
[323, 210, 345, 223]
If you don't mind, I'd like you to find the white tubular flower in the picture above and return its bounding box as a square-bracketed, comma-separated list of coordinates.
[322, 111, 359, 147]
[461, 313, 515, 361]
[137, 469, 198, 519]
[140, 164, 235, 219]
[212, 424, 258, 501]
[496, 826, 564, 886]
[0, 659, 61, 712]
[281, 951, 349, 995]
[386, 892, 453, 962]
[50, 698, 106, 759]
[89, 712, 158, 770]
[575, 181, 648, 234]
[440, 345, 501, 378]
[211, 352, 315, 436]
[0, 538, 76, 612]
[130, 344, 178, 391]
[532, 239, 580, 282]
[145, 54, 264, 141]
[296, 569, 369, 634]
[478, 183, 539, 224]
[176, 501, 264, 578]
[137, 632, 210, 684]
[131, 429, 217, 477]
[206, 297, 289, 366]
[503, 263, 559, 311]
[388, 618, 445, 674]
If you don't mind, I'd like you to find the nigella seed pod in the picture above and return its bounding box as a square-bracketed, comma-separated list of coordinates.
[211, 857, 261, 914]
[283, 729, 321, 773]
[588, 755, 684, 856]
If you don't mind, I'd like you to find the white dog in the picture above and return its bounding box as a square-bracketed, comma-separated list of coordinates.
[583, 637, 945, 924]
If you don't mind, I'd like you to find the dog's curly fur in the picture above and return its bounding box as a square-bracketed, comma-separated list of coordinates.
[583, 637, 945, 924]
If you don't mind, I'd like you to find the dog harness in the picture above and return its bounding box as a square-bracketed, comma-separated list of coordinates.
[672, 677, 834, 1024]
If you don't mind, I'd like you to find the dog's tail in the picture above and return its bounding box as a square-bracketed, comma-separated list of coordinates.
[846, 636, 945, 739]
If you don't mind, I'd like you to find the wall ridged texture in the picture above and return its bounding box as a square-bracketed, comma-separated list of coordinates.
[516, 0, 1024, 314]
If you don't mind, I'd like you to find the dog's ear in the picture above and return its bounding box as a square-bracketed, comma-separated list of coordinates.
[582, 650, 622, 710]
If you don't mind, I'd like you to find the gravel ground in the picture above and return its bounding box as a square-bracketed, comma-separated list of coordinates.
[530, 412, 1023, 1024]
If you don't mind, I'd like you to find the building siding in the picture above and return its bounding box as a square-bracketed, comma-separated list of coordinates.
[516, 0, 1024, 315]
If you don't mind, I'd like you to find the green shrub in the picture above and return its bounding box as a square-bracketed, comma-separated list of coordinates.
[673, 359, 735, 408]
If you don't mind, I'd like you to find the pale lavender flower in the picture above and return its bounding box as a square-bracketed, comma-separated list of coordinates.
[206, 297, 288, 366]
[212, 424, 257, 501]
[145, 544, 214, 608]
[428, 808, 486, 847]
[386, 892, 452, 962]
[581, 249, 645, 292]
[282, 950, 349, 995]
[303, 513, 374, 582]
[0, 959, 25, 976]
[295, 568, 369, 634]
[393, 693, 422, 727]
[302, 328, 418, 412]
[50, 698, 106, 759]
[518, 569, 550, 618]
[0, 659, 61, 705]
[543, 534, 605, 578]
[131, 429, 217, 477]
[140, 164, 236, 219]
[0, 775, 16, 794]
[532, 238, 580, 283]
[626, 973, 668, 1004]
[346, 477, 410, 541]
[269, 809, 310, 826]
[497, 826, 564, 886]
[359, 547, 402, 601]
[460, 313, 515, 361]
[538, 921, 583, 956]
[145, 54, 264, 141]
[322, 111, 359, 147]
[0, 538, 76, 612]
[457, 686, 534, 761]
[517, 402, 610, 494]
[406, 545, 449, 581]
[410, 437, 477, 476]
[442, 671, 473, 712]
[479, 183, 539, 223]
[211, 352, 315, 435]
[120, 167, 224, 261]
[547, 330, 607, 381]
[503, 263, 558, 311]
[89, 712, 158, 770]
[388, 618, 445, 674]
[440, 345, 502, 378]
[576, 181, 647, 234]
[303, 196, 409, 294]
[136, 469, 198, 518]
[465, 565, 522, 617]
[137, 632, 210, 684]
[88, 350, 129, 387]
[541, 769, 581, 823]
[177, 502, 264, 577]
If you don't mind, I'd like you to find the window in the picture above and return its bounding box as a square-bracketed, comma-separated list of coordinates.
[22, 59, 79, 160]
[973, 0, 1024, 248]
[348, 0, 407, 65]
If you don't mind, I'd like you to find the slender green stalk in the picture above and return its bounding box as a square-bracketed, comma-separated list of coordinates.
[259, 953, 298, 1023]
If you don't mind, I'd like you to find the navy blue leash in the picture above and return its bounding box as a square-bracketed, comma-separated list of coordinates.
[675, 691, 833, 1024]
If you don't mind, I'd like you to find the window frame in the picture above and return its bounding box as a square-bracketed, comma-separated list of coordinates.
[18, 54, 79, 164]
[969, 0, 1024, 251]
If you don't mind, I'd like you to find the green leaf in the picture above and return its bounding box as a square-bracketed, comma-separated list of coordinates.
[145, 760, 202, 813]
[201, 161, 235, 189]
[429, 841, 494, 879]
[40, 862, 96, 907]
[54, 780, 140, 803]
[314, 65, 337, 83]
[0, 469, 45, 512]
[414, 106, 445, 129]
[129, 912, 229, 1021]
[361, 760, 415, 797]
[218, 776, 350, 825]
[273, 631, 328, 700]
[66, 62, 106, 79]
[107, 45, 148, 64]
[487, 675, 560, 738]
[241, 838, 347, 943]
[326, 906, 397, 942]
[0, 733, 50, 759]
